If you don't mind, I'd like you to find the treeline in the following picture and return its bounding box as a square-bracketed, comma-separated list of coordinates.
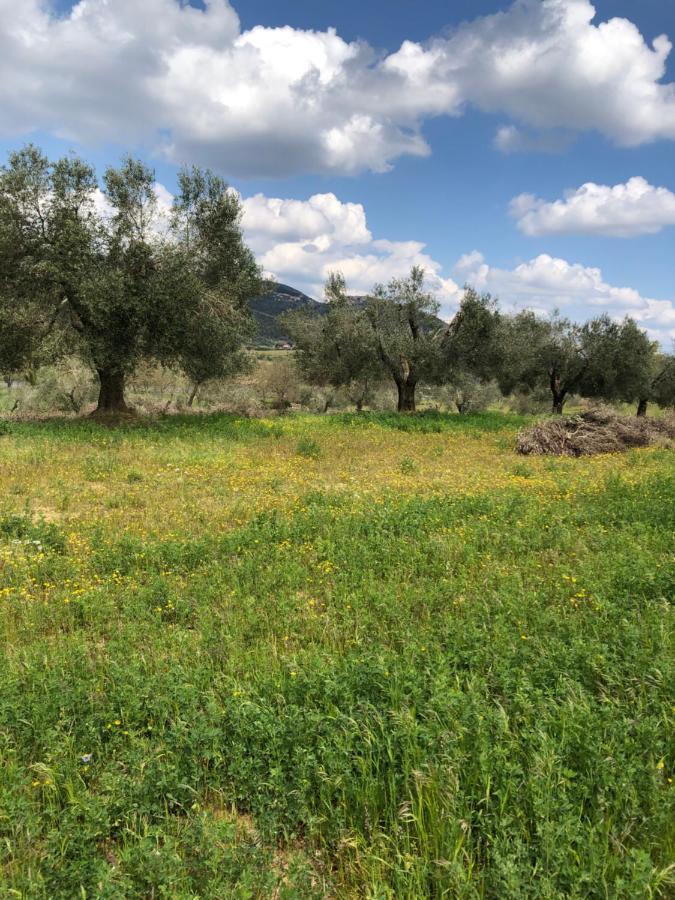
[2, 145, 674, 419]
[284, 269, 675, 417]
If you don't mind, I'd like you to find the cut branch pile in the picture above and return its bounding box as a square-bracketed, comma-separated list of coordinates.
[516, 408, 675, 457]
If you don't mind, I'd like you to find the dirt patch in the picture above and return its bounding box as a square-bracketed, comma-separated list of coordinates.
[516, 408, 675, 457]
[201, 797, 260, 843]
[31, 506, 66, 523]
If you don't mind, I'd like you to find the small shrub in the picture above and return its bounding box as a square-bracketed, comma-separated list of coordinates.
[18, 361, 97, 414]
[510, 390, 551, 415]
[442, 376, 501, 414]
[259, 358, 300, 411]
[0, 513, 66, 553]
[296, 438, 321, 459]
[298, 387, 315, 408]
[399, 456, 417, 474]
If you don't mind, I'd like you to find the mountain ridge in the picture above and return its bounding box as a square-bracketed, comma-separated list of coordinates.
[248, 282, 446, 346]
[248, 283, 325, 346]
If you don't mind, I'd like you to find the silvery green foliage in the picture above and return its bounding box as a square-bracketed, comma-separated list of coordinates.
[498, 310, 664, 415]
[0, 146, 261, 411]
[288, 270, 504, 413]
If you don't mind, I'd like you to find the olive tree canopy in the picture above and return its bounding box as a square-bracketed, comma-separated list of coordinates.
[287, 270, 502, 413]
[497, 311, 662, 415]
[0, 146, 262, 413]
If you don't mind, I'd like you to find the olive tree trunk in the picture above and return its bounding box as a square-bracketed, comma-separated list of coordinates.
[550, 372, 566, 415]
[94, 368, 129, 414]
[636, 398, 648, 417]
[396, 380, 416, 413]
[187, 382, 201, 408]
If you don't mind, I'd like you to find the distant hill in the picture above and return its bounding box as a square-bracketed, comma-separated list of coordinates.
[248, 282, 446, 346]
[248, 283, 326, 346]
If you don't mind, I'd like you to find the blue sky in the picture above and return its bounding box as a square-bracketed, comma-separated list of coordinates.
[2, 0, 675, 342]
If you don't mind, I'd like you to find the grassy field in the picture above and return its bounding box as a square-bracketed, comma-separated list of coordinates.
[0, 411, 673, 897]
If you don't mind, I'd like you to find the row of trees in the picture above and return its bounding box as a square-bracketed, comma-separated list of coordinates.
[2, 145, 673, 418]
[284, 269, 675, 416]
[0, 146, 261, 413]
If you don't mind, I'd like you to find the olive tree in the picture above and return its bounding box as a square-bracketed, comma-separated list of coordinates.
[499, 312, 580, 414]
[168, 167, 260, 406]
[599, 318, 672, 416]
[363, 267, 444, 412]
[497, 310, 664, 415]
[0, 146, 261, 414]
[562, 315, 668, 416]
[498, 311, 612, 414]
[283, 272, 381, 411]
[287, 268, 442, 413]
[440, 286, 502, 405]
[288, 273, 503, 414]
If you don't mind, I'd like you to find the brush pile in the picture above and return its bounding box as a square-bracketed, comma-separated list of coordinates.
[516, 408, 675, 456]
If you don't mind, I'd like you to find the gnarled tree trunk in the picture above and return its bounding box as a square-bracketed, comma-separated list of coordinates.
[550, 372, 566, 415]
[187, 381, 200, 408]
[94, 368, 129, 415]
[396, 380, 416, 413]
[636, 398, 648, 417]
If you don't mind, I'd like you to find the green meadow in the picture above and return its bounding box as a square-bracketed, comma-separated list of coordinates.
[0, 412, 673, 897]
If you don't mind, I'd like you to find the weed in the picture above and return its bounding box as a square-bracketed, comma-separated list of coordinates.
[296, 437, 321, 459]
[399, 455, 417, 474]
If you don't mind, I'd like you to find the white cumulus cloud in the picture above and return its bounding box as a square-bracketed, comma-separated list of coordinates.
[511, 177, 675, 237]
[453, 251, 675, 343]
[240, 192, 460, 302]
[240, 191, 675, 344]
[242, 193, 372, 251]
[1, 0, 674, 177]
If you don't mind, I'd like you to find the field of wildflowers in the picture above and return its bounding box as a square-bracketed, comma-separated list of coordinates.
[0, 411, 673, 897]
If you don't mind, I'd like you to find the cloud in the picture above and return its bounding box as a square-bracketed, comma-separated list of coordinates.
[454, 250, 487, 274]
[494, 125, 574, 154]
[511, 177, 675, 237]
[239, 190, 675, 344]
[240, 191, 461, 302]
[1, 0, 675, 176]
[435, 0, 675, 150]
[242, 193, 372, 250]
[91, 178, 675, 344]
[454, 251, 675, 343]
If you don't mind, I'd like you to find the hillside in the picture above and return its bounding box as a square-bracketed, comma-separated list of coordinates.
[248, 283, 326, 345]
[249, 282, 446, 346]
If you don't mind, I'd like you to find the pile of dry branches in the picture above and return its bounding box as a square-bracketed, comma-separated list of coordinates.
[516, 408, 675, 457]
